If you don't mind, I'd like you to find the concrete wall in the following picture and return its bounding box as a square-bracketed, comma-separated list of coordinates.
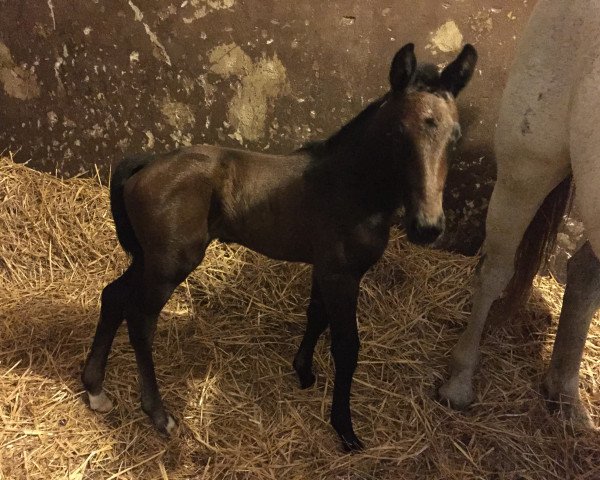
[0, 0, 537, 254]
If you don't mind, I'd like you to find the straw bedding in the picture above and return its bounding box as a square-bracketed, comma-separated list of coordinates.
[0, 155, 598, 480]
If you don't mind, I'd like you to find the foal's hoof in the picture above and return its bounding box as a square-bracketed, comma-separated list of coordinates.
[332, 419, 364, 452]
[340, 432, 365, 452]
[154, 412, 178, 436]
[297, 371, 316, 389]
[293, 358, 316, 389]
[438, 379, 475, 410]
[88, 391, 114, 413]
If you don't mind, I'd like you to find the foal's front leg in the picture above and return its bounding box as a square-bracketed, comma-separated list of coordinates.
[293, 274, 329, 389]
[316, 270, 363, 451]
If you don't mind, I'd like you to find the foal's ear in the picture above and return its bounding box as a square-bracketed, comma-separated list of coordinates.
[440, 44, 478, 97]
[389, 43, 417, 92]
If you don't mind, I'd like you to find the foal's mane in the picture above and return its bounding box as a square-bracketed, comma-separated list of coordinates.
[298, 63, 443, 158]
[297, 96, 388, 157]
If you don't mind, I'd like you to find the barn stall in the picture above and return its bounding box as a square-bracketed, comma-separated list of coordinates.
[1, 0, 599, 478]
[0, 154, 598, 479]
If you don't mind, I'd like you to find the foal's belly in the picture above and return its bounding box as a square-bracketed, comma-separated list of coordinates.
[212, 218, 313, 264]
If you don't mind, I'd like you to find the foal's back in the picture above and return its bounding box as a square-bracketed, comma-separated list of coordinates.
[123, 144, 315, 262]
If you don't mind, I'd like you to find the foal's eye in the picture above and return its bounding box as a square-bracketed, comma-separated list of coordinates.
[424, 117, 437, 128]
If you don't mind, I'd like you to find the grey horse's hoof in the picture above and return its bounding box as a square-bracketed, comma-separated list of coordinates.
[438, 379, 475, 410]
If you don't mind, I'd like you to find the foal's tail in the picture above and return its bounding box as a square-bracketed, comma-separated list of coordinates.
[500, 175, 574, 316]
[110, 156, 151, 259]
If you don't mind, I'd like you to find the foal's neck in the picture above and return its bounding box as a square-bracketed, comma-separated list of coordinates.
[308, 104, 403, 215]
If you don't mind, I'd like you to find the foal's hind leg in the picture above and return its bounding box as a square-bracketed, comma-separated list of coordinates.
[82, 263, 138, 412]
[541, 242, 600, 429]
[126, 245, 207, 434]
[293, 272, 329, 389]
[439, 155, 569, 409]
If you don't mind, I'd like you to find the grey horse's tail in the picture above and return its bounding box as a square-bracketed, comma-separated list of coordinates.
[499, 175, 574, 317]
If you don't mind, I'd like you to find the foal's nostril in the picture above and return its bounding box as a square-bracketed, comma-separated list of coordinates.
[410, 218, 444, 244]
[420, 225, 443, 243]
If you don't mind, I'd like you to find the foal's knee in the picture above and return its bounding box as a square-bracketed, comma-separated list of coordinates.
[331, 334, 360, 367]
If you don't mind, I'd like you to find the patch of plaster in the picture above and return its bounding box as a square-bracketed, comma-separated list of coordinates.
[53, 56, 66, 96]
[181, 76, 196, 95]
[429, 20, 464, 53]
[85, 123, 106, 139]
[469, 11, 493, 36]
[144, 130, 155, 149]
[47, 0, 56, 30]
[158, 4, 177, 21]
[0, 42, 41, 100]
[198, 74, 216, 106]
[209, 43, 288, 143]
[47, 111, 58, 127]
[208, 43, 253, 77]
[127, 0, 172, 66]
[160, 98, 195, 146]
[206, 0, 235, 8]
[160, 99, 195, 130]
[183, 0, 235, 23]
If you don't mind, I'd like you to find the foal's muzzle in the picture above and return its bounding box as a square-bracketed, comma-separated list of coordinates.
[407, 213, 445, 245]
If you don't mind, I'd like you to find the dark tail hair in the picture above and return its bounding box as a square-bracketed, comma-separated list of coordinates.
[110, 156, 152, 259]
[498, 175, 574, 318]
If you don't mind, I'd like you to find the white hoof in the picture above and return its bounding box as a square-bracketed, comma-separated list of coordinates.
[165, 414, 177, 434]
[88, 391, 114, 413]
[567, 404, 596, 431]
[438, 378, 475, 410]
[541, 375, 596, 430]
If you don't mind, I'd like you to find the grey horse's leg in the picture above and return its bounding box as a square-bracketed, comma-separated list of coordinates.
[542, 242, 600, 428]
[438, 172, 566, 408]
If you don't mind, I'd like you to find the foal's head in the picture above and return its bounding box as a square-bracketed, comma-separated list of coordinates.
[379, 43, 477, 245]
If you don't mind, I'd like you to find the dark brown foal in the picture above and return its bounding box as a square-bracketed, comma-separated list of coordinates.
[82, 43, 477, 451]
